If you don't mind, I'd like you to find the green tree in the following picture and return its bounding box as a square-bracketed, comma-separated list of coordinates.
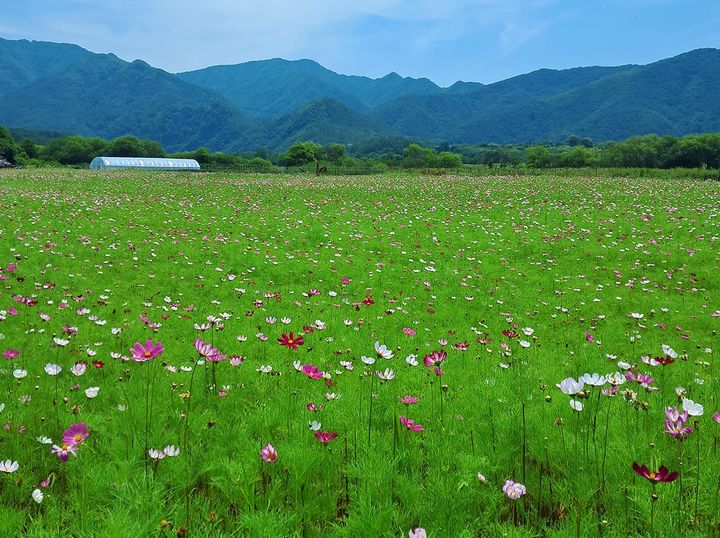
[19, 139, 38, 159]
[326, 143, 346, 163]
[435, 151, 462, 169]
[280, 141, 324, 166]
[402, 144, 435, 168]
[525, 146, 551, 168]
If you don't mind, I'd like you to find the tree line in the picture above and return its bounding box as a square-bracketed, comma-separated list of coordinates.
[2, 124, 720, 171]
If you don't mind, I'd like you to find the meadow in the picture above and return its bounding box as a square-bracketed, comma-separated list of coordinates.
[0, 168, 718, 537]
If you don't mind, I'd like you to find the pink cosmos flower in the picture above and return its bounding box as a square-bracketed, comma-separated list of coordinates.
[302, 364, 325, 379]
[400, 416, 424, 432]
[62, 423, 89, 447]
[260, 443, 278, 463]
[399, 395, 420, 405]
[2, 349, 19, 360]
[194, 338, 220, 359]
[408, 528, 427, 538]
[402, 327, 416, 336]
[307, 403, 319, 411]
[584, 332, 595, 343]
[130, 339, 164, 362]
[713, 412, 720, 424]
[423, 349, 446, 367]
[314, 431, 338, 444]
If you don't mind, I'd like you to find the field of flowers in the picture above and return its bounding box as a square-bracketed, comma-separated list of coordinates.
[0, 168, 718, 537]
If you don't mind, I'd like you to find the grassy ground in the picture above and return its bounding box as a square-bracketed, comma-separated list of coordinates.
[0, 168, 718, 537]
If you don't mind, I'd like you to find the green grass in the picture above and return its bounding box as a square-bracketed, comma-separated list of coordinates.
[0, 168, 718, 537]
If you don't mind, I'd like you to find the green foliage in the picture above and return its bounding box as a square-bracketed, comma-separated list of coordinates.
[326, 143, 346, 162]
[279, 141, 325, 166]
[106, 135, 166, 158]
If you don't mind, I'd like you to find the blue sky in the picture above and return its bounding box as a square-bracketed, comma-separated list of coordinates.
[3, 0, 719, 86]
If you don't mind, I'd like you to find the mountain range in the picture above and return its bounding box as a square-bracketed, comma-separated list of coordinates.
[1, 37, 719, 153]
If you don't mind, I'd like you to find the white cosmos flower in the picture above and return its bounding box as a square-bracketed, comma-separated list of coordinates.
[522, 327, 534, 336]
[519, 340, 531, 348]
[630, 312, 644, 319]
[569, 399, 584, 412]
[580, 373, 606, 386]
[44, 363, 62, 376]
[328, 291, 337, 297]
[662, 344, 678, 359]
[12, 369, 27, 379]
[85, 387, 100, 399]
[606, 372, 627, 386]
[556, 377, 584, 395]
[343, 319, 353, 326]
[617, 361, 632, 370]
[308, 421, 322, 431]
[0, 403, 4, 413]
[293, 360, 303, 371]
[163, 445, 180, 457]
[70, 363, 87, 376]
[0, 460, 19, 473]
[32, 489, 44, 504]
[374, 342, 393, 359]
[111, 327, 122, 335]
[405, 354, 418, 366]
[314, 320, 326, 329]
[280, 317, 291, 324]
[376, 368, 395, 381]
[682, 398, 704, 417]
[257, 365, 272, 373]
[148, 448, 166, 460]
[37, 436, 53, 444]
[180, 366, 192, 372]
[340, 361, 353, 370]
[53, 337, 69, 347]
[265, 317, 276, 324]
[361, 356, 376, 365]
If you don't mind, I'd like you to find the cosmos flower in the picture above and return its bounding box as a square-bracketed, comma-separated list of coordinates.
[400, 416, 424, 432]
[423, 350, 446, 367]
[130, 339, 164, 362]
[62, 423, 89, 447]
[2, 349, 19, 360]
[314, 431, 338, 444]
[502, 479, 526, 499]
[278, 332, 304, 350]
[260, 443, 278, 462]
[408, 528, 427, 538]
[44, 364, 62, 376]
[0, 460, 19, 473]
[632, 462, 678, 483]
[376, 368, 395, 381]
[51, 443, 78, 462]
[302, 364, 325, 380]
[556, 377, 584, 395]
[682, 398, 704, 417]
[374, 342, 393, 359]
[32, 489, 43, 503]
[399, 395, 420, 405]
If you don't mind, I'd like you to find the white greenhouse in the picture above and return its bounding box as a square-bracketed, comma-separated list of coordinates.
[90, 157, 200, 171]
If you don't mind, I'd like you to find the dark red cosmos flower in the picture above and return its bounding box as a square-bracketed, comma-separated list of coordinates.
[278, 332, 304, 350]
[92, 360, 104, 369]
[656, 357, 674, 366]
[502, 329, 518, 339]
[632, 462, 678, 483]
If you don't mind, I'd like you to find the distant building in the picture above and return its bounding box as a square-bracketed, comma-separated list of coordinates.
[90, 157, 200, 171]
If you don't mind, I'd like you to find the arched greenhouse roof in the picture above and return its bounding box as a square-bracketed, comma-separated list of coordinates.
[90, 157, 200, 170]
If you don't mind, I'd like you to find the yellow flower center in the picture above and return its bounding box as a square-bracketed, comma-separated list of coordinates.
[74, 434, 83, 442]
[649, 472, 656, 480]
[144, 351, 151, 357]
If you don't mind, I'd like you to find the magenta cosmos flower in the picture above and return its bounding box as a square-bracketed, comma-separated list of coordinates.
[260, 443, 278, 463]
[2, 349, 19, 360]
[51, 443, 78, 462]
[400, 416, 424, 432]
[399, 395, 420, 405]
[194, 338, 223, 360]
[314, 431, 338, 444]
[62, 423, 89, 447]
[130, 339, 164, 361]
[423, 349, 446, 367]
[632, 462, 679, 483]
[302, 364, 324, 379]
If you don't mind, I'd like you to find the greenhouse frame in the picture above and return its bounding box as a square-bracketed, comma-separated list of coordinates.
[90, 157, 201, 171]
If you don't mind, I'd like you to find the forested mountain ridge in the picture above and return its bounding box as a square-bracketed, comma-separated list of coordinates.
[1, 37, 718, 152]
